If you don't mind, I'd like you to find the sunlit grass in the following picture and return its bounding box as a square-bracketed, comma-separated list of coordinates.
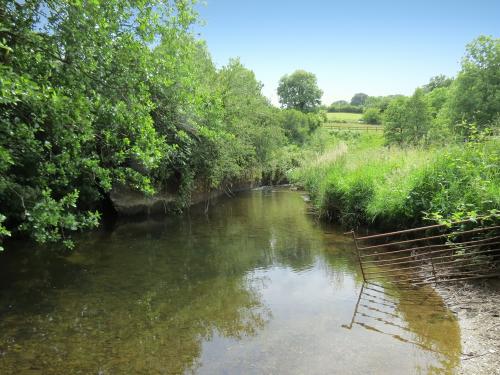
[326, 112, 362, 122]
[290, 132, 500, 229]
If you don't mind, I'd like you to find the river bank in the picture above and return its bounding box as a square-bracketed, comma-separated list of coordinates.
[289, 131, 500, 229]
[436, 279, 500, 374]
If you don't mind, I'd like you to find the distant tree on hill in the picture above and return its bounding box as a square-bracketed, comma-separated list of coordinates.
[332, 100, 349, 105]
[277, 70, 323, 112]
[350, 93, 368, 106]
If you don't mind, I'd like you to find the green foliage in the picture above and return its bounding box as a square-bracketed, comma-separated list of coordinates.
[277, 70, 323, 112]
[327, 102, 363, 113]
[384, 89, 431, 146]
[362, 107, 382, 124]
[422, 75, 454, 92]
[0, 214, 10, 251]
[290, 133, 499, 228]
[280, 109, 326, 144]
[0, 0, 191, 247]
[364, 95, 403, 112]
[447, 36, 500, 132]
[293, 36, 499, 230]
[350, 93, 368, 106]
[0, 0, 306, 250]
[382, 36, 499, 145]
[20, 189, 101, 249]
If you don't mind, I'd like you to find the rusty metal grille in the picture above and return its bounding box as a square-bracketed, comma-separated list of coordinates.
[347, 218, 500, 286]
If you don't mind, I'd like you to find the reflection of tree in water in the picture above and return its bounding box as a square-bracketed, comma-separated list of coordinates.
[0, 243, 272, 374]
[0, 190, 336, 374]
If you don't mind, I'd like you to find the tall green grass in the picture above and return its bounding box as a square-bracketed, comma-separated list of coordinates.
[290, 132, 500, 229]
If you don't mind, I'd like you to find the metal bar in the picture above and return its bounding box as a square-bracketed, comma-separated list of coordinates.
[364, 263, 426, 275]
[342, 283, 365, 330]
[363, 292, 398, 306]
[412, 273, 500, 286]
[352, 322, 438, 353]
[361, 238, 500, 261]
[357, 226, 500, 251]
[433, 259, 499, 273]
[419, 268, 497, 282]
[366, 274, 425, 284]
[359, 303, 400, 319]
[365, 249, 500, 275]
[355, 217, 491, 241]
[365, 280, 421, 291]
[366, 270, 425, 280]
[364, 252, 500, 278]
[363, 285, 442, 301]
[360, 296, 400, 309]
[357, 311, 413, 332]
[351, 231, 366, 283]
[434, 252, 500, 267]
[364, 281, 417, 291]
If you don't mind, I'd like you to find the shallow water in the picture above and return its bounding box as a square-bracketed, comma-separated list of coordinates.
[0, 189, 461, 374]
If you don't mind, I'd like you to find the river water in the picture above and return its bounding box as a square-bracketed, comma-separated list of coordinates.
[0, 188, 461, 374]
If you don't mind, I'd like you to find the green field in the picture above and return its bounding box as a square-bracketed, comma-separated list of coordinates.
[326, 112, 363, 123]
[325, 112, 382, 131]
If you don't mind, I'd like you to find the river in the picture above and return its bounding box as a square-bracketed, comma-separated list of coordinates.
[0, 188, 461, 374]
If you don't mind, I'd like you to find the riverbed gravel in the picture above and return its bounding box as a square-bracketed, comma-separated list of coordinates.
[436, 279, 500, 375]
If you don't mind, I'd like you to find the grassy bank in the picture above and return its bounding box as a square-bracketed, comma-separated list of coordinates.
[290, 131, 500, 229]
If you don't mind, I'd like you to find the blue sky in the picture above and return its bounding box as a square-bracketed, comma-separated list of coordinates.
[194, 0, 500, 105]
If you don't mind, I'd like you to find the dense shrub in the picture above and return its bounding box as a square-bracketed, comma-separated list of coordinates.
[0, 1, 310, 250]
[362, 108, 382, 124]
[280, 110, 326, 145]
[290, 133, 499, 228]
[327, 103, 363, 113]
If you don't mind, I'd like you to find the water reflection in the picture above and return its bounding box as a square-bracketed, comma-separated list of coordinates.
[0, 189, 461, 374]
[342, 282, 460, 374]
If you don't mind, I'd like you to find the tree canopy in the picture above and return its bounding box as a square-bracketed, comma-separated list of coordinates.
[0, 0, 318, 250]
[447, 35, 500, 131]
[422, 75, 454, 92]
[350, 93, 368, 106]
[277, 70, 323, 112]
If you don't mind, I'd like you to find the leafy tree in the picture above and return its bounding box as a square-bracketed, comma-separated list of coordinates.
[383, 97, 408, 145]
[425, 86, 451, 118]
[384, 89, 431, 146]
[0, 1, 308, 251]
[277, 70, 323, 112]
[280, 110, 325, 145]
[362, 108, 382, 124]
[364, 95, 403, 113]
[332, 100, 349, 105]
[447, 36, 500, 132]
[350, 93, 368, 106]
[328, 102, 363, 113]
[422, 75, 453, 92]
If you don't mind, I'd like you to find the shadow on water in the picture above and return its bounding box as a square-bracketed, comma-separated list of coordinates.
[0, 188, 461, 374]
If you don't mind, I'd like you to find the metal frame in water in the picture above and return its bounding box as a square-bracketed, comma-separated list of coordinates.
[346, 217, 500, 287]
